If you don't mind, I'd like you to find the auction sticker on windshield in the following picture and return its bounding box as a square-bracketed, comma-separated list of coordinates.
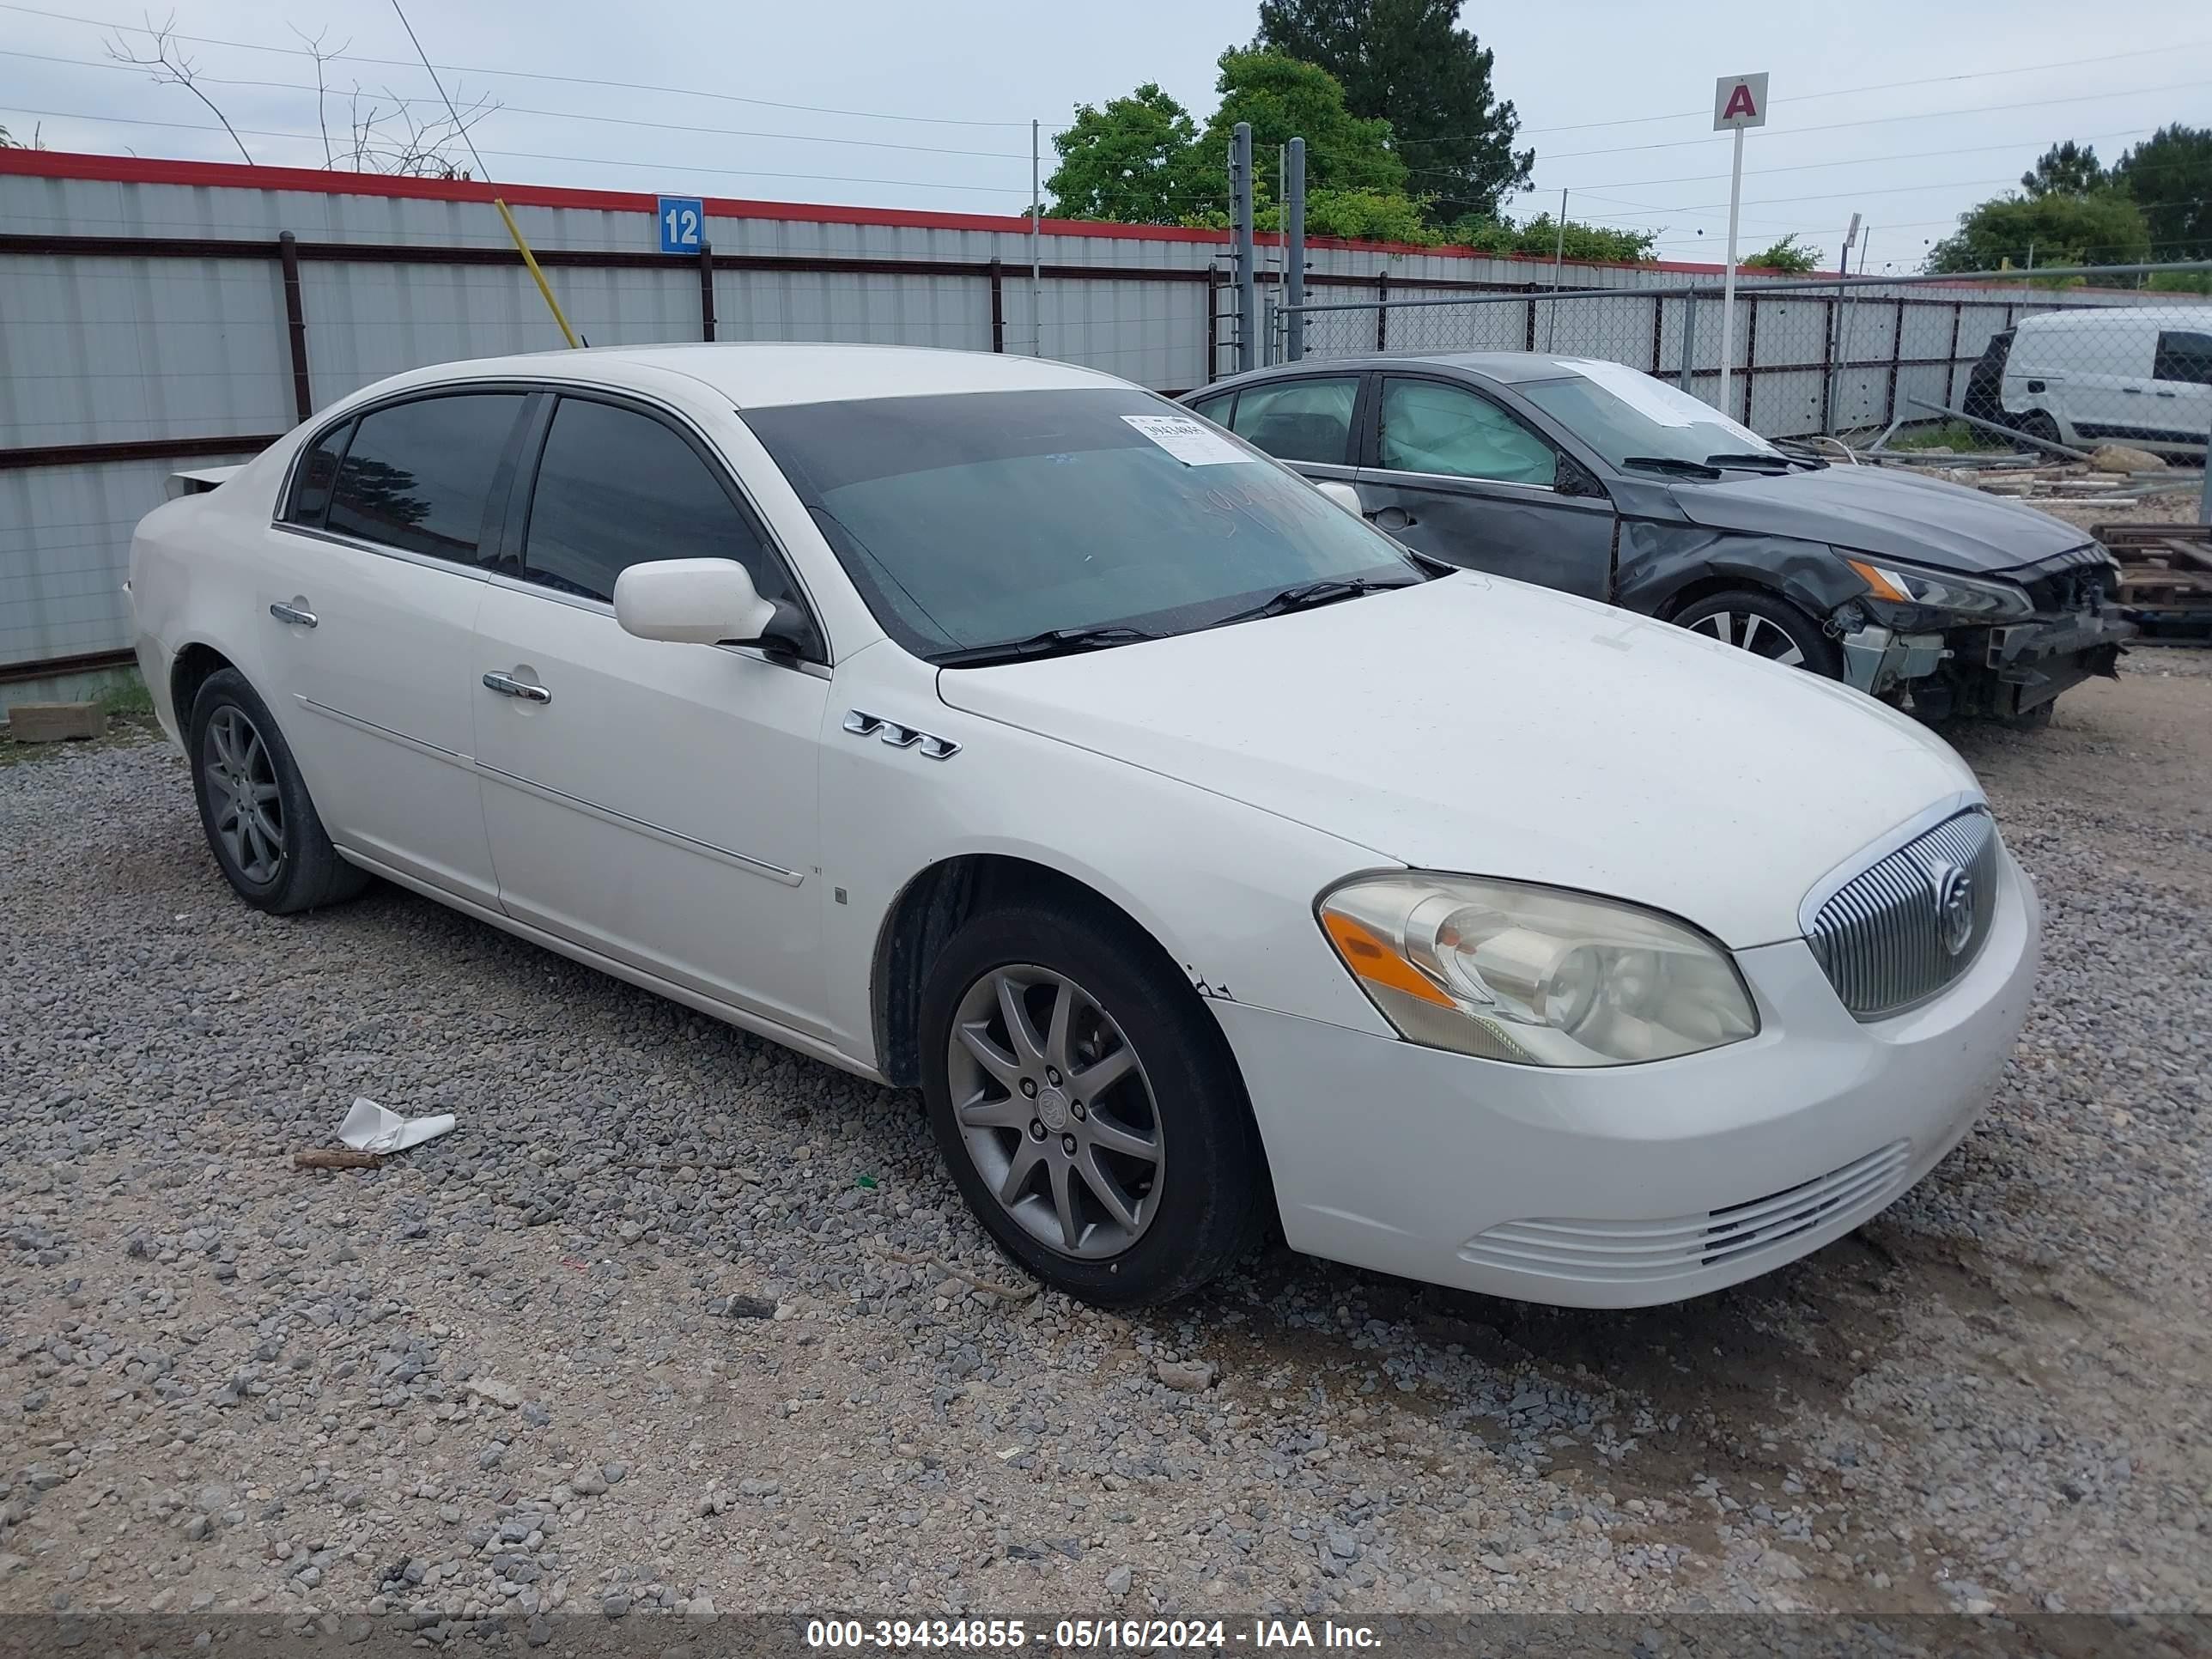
[1122, 414, 1251, 466]
[1560, 357, 1770, 447]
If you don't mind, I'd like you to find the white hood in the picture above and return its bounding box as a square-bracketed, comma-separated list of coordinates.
[935, 574, 1980, 948]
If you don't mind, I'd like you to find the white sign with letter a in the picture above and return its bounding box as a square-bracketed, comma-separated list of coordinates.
[1713, 73, 1770, 131]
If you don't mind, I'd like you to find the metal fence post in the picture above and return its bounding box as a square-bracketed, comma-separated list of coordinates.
[1205, 263, 1219, 381]
[1376, 269, 1389, 351]
[276, 230, 313, 422]
[988, 258, 1005, 354]
[1285, 137, 1306, 362]
[1678, 291, 1697, 397]
[696, 240, 716, 343]
[1231, 122, 1256, 374]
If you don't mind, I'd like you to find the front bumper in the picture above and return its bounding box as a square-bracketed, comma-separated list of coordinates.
[1218, 848, 2040, 1308]
[1839, 607, 2134, 717]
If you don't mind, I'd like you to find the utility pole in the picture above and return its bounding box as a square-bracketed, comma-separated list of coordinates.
[1285, 137, 1307, 362]
[1546, 186, 1567, 350]
[1231, 122, 1256, 373]
[1030, 118, 1042, 356]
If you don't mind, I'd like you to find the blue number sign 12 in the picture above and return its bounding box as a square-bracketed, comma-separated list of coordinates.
[657, 197, 704, 254]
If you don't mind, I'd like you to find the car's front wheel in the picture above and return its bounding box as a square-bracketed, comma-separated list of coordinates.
[920, 895, 1267, 1306]
[1673, 589, 1841, 678]
[187, 667, 368, 915]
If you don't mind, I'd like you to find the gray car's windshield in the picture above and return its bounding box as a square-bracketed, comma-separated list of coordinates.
[1518, 359, 1788, 471]
[742, 388, 1421, 663]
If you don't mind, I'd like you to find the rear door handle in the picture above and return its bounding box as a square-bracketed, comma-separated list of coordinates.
[2121, 386, 2144, 394]
[2154, 389, 2177, 398]
[268, 599, 317, 628]
[482, 671, 551, 705]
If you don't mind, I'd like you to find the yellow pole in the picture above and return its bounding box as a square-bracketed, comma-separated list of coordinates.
[494, 198, 581, 349]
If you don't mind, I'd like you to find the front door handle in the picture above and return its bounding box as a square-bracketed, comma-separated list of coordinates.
[482, 671, 551, 705]
[269, 599, 318, 628]
[2121, 386, 2143, 394]
[1370, 506, 1419, 530]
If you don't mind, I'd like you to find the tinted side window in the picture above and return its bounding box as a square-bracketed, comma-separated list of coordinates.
[1229, 376, 1358, 465]
[1186, 391, 1236, 426]
[286, 421, 351, 526]
[522, 398, 795, 611]
[2153, 331, 2212, 386]
[1379, 379, 1556, 486]
[326, 393, 525, 563]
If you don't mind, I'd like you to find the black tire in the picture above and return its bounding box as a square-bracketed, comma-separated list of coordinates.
[2013, 410, 2063, 453]
[187, 666, 368, 915]
[920, 895, 1267, 1307]
[1672, 588, 1842, 678]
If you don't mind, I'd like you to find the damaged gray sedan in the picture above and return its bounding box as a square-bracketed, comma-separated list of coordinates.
[1186, 353, 2134, 725]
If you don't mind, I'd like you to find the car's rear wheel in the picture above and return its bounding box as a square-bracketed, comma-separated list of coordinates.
[1672, 589, 1841, 678]
[188, 667, 368, 915]
[920, 896, 1266, 1307]
[2013, 410, 2063, 452]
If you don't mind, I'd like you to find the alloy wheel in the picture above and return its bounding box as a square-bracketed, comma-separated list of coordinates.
[944, 964, 1164, 1260]
[204, 705, 286, 884]
[1691, 609, 1810, 667]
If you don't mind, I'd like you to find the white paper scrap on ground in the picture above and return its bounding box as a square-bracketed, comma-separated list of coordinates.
[1121, 414, 1250, 466]
[337, 1096, 457, 1154]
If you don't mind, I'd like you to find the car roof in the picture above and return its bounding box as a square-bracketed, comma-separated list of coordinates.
[353, 342, 1125, 411]
[2014, 305, 2212, 331]
[1199, 351, 1586, 394]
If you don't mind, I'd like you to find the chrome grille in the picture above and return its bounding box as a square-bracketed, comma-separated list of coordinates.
[1807, 810, 1999, 1019]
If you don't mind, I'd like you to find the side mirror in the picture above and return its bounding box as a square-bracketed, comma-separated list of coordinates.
[614, 558, 778, 647]
[1314, 480, 1364, 517]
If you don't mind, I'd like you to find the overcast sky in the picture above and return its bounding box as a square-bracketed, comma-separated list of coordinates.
[4, 0, 2209, 270]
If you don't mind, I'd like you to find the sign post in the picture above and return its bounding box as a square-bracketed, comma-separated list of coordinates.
[1712, 73, 1768, 416]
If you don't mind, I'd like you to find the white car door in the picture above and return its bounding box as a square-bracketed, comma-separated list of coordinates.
[2150, 327, 2212, 442]
[257, 391, 531, 906]
[470, 392, 831, 1037]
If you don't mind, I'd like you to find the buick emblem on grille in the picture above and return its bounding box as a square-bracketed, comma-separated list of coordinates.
[1931, 862, 1977, 957]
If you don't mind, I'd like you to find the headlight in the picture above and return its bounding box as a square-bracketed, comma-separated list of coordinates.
[1318, 874, 1759, 1068]
[1844, 557, 2033, 621]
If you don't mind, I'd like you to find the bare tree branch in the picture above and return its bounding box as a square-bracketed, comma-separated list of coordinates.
[105, 10, 252, 165]
[288, 23, 349, 170]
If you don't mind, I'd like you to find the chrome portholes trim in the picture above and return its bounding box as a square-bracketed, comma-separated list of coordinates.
[844, 709, 961, 760]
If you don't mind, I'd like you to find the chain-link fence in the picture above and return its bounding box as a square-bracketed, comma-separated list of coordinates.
[1277, 264, 2212, 477]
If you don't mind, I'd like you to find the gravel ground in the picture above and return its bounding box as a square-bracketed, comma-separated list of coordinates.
[2, 654, 2206, 1630]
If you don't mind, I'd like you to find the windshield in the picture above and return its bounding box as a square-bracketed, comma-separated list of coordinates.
[1517, 358, 1785, 471]
[741, 388, 1419, 661]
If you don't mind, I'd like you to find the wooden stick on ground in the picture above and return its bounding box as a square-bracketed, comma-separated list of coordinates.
[293, 1148, 386, 1170]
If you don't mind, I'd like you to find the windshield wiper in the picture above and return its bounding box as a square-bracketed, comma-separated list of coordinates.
[932, 624, 1158, 669]
[1620, 454, 1723, 479]
[1703, 451, 1802, 472]
[1207, 577, 1418, 629]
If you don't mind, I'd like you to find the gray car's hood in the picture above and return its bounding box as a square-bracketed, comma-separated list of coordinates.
[1671, 463, 2091, 573]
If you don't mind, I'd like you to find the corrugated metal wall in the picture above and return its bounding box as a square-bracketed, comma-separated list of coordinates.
[0, 155, 2160, 685]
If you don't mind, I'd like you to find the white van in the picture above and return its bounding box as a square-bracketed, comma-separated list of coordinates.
[1996, 304, 2212, 453]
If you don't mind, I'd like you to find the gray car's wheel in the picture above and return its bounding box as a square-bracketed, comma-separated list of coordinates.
[920, 894, 1267, 1306]
[1673, 589, 1842, 678]
[187, 667, 368, 915]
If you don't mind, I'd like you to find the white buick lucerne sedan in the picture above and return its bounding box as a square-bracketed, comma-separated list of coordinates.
[128, 344, 2040, 1308]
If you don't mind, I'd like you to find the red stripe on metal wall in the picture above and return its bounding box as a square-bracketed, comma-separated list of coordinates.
[0, 148, 1804, 275]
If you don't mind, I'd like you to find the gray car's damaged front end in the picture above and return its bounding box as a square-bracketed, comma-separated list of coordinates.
[1830, 542, 2134, 724]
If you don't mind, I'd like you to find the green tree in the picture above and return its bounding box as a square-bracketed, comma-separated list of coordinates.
[1443, 212, 1656, 264]
[1199, 47, 1411, 201]
[1255, 0, 1531, 223]
[1044, 84, 1213, 223]
[1744, 233, 1818, 273]
[1258, 188, 1437, 244]
[2112, 124, 2212, 262]
[2021, 139, 2106, 197]
[1927, 190, 2150, 276]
